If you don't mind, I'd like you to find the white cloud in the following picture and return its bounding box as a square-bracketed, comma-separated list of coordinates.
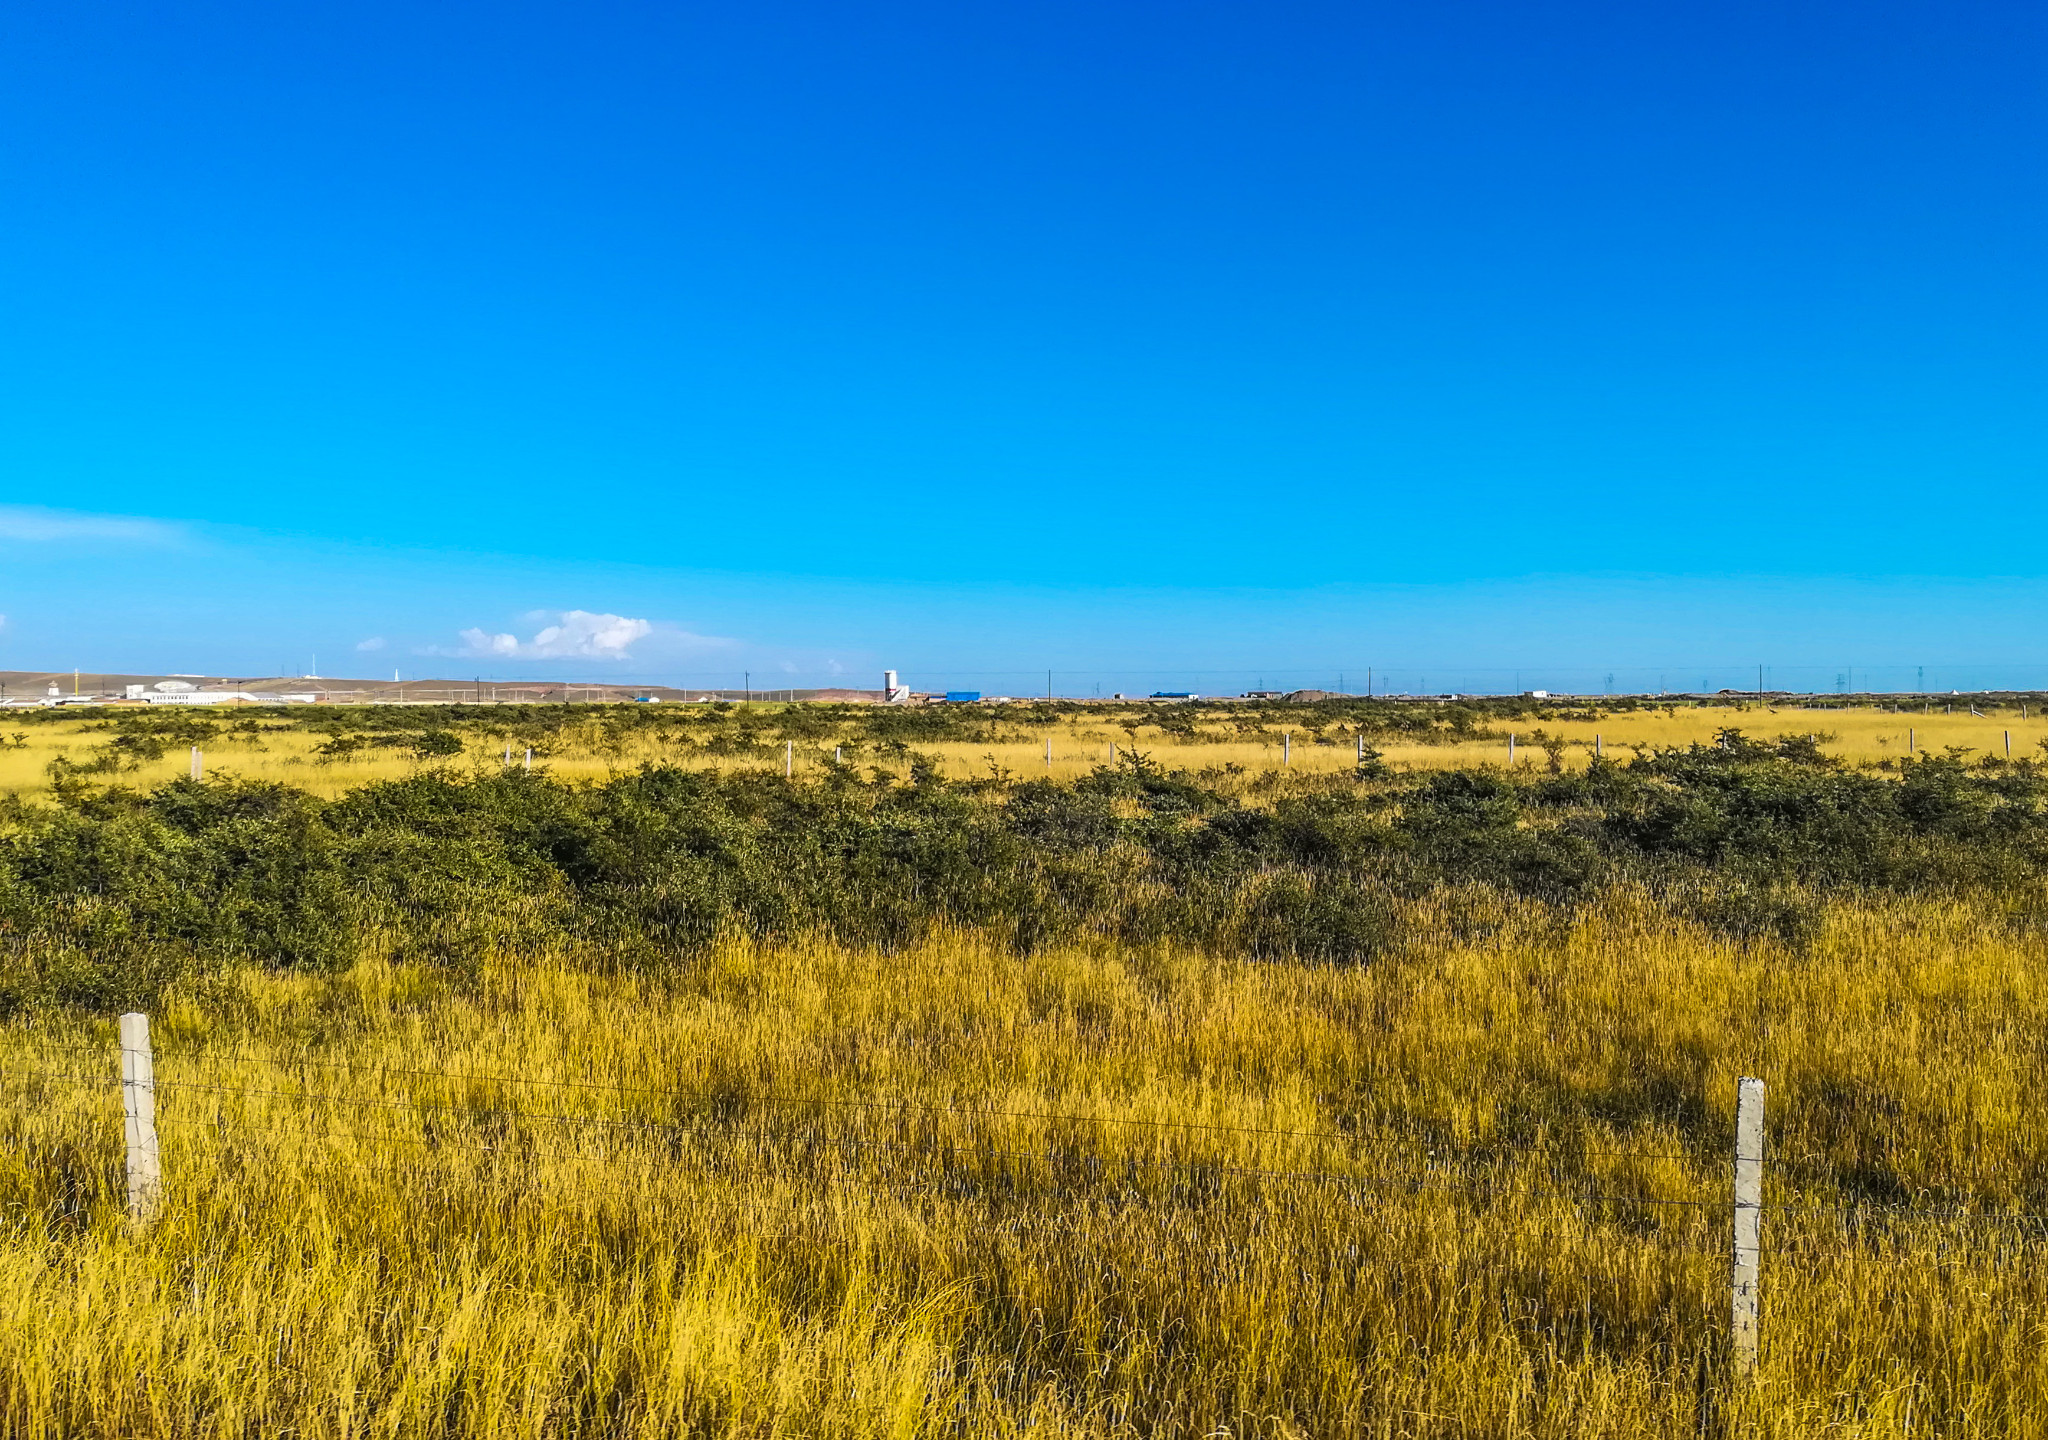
[0, 505, 181, 545]
[355, 636, 386, 652]
[439, 609, 718, 661]
[542, 612, 655, 656]
[458, 628, 524, 656]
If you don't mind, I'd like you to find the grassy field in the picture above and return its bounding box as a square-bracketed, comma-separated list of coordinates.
[3, 698, 2046, 1435]
[4, 897, 2045, 1436]
[0, 696, 2039, 801]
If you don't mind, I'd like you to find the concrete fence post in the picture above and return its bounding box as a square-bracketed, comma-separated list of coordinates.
[1732, 1076, 1766, 1379]
[119, 1013, 162, 1223]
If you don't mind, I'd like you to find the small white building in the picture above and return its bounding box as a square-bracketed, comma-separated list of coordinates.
[138, 689, 317, 705]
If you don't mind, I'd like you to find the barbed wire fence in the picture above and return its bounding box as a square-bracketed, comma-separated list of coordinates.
[6, 1013, 2044, 1392]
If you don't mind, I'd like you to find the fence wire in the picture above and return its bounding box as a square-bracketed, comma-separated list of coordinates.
[0, 1041, 1720, 1164]
[8, 1042, 2048, 1238]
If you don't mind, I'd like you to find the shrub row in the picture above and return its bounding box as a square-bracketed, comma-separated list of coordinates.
[3, 735, 2046, 1013]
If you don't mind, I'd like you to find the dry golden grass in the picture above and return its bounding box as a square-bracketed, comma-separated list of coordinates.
[1436, 701, 2043, 772]
[0, 698, 2037, 804]
[3, 893, 2046, 1435]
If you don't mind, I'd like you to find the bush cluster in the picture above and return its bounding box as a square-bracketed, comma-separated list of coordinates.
[3, 733, 2046, 1013]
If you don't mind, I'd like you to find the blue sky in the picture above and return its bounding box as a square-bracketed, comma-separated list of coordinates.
[4, 1, 2047, 692]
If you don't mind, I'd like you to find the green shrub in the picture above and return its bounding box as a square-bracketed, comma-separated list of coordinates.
[5, 740, 2048, 1015]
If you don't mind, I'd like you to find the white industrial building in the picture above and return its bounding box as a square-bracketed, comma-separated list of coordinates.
[124, 682, 317, 705]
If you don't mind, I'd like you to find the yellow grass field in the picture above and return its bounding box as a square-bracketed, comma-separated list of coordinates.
[0, 699, 2036, 802]
[3, 702, 2045, 1433]
[3, 896, 2044, 1436]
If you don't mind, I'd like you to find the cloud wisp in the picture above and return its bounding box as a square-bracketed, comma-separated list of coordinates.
[0, 505, 183, 546]
[438, 610, 732, 662]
